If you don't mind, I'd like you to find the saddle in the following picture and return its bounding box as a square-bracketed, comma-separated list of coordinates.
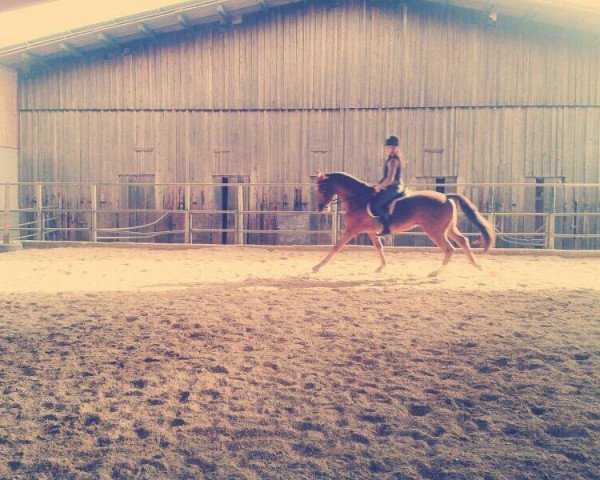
[367, 189, 409, 218]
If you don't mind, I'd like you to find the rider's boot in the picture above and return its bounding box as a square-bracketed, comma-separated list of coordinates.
[376, 214, 391, 236]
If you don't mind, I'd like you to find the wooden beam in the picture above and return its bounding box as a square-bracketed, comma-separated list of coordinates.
[21, 51, 48, 66]
[258, 0, 270, 13]
[97, 32, 122, 51]
[138, 23, 158, 41]
[217, 5, 231, 24]
[177, 14, 192, 30]
[482, 1, 497, 22]
[59, 42, 84, 59]
[3, 183, 9, 245]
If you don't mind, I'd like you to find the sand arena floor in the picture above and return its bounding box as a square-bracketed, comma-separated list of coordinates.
[0, 246, 599, 479]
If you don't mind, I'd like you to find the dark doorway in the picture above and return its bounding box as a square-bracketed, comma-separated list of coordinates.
[118, 174, 156, 242]
[435, 177, 446, 194]
[212, 175, 249, 244]
[535, 177, 545, 234]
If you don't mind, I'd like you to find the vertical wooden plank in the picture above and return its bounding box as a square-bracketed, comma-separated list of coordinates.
[3, 183, 9, 244]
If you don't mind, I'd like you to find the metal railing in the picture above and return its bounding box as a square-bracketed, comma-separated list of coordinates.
[1, 181, 599, 249]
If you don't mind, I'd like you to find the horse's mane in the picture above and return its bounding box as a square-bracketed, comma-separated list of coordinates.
[325, 172, 372, 192]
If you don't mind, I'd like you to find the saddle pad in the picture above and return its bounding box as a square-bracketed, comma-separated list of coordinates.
[367, 190, 409, 217]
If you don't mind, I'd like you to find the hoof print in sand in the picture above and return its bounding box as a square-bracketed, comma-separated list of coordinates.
[573, 353, 590, 361]
[408, 404, 431, 416]
[179, 391, 190, 403]
[140, 459, 167, 471]
[295, 421, 324, 432]
[209, 365, 229, 374]
[530, 406, 547, 416]
[546, 424, 588, 438]
[375, 424, 393, 436]
[97, 437, 111, 447]
[84, 415, 101, 427]
[135, 428, 151, 439]
[358, 414, 386, 423]
[170, 418, 186, 427]
[292, 443, 324, 457]
[349, 432, 370, 444]
[185, 457, 216, 473]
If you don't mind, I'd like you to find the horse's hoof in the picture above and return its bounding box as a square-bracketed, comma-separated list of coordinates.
[375, 265, 385, 273]
[428, 270, 440, 277]
[312, 266, 320, 273]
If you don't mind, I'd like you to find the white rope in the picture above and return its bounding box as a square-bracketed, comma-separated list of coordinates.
[493, 224, 546, 247]
[98, 212, 171, 232]
[97, 231, 177, 241]
[18, 233, 38, 240]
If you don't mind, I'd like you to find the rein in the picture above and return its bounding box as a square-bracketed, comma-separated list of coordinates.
[329, 189, 375, 207]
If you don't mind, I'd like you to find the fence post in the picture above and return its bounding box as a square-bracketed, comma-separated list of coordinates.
[236, 184, 244, 245]
[546, 185, 556, 249]
[489, 185, 496, 246]
[184, 184, 191, 244]
[36, 183, 44, 241]
[90, 184, 97, 242]
[3, 183, 9, 244]
[331, 197, 338, 245]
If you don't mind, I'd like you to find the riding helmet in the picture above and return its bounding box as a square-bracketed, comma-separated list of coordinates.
[384, 135, 399, 147]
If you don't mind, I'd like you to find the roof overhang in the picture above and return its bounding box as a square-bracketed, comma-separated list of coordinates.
[0, 0, 598, 70]
[0, 0, 57, 13]
[427, 0, 600, 33]
[0, 0, 301, 69]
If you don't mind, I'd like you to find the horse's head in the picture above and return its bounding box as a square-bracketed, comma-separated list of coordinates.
[315, 170, 335, 212]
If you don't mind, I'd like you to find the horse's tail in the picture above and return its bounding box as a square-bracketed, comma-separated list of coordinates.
[446, 194, 496, 252]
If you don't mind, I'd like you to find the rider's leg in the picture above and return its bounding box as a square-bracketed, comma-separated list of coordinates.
[376, 213, 391, 236]
[371, 189, 397, 236]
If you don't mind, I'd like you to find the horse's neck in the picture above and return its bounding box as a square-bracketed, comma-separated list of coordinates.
[332, 175, 370, 205]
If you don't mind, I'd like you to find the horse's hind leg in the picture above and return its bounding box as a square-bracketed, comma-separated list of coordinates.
[427, 229, 455, 277]
[447, 224, 483, 271]
[367, 232, 387, 272]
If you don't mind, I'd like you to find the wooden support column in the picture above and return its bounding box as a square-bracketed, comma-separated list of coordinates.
[3, 183, 9, 244]
[0, 65, 18, 243]
[90, 184, 97, 242]
[546, 185, 556, 250]
[36, 183, 43, 240]
[184, 184, 192, 244]
[236, 184, 244, 245]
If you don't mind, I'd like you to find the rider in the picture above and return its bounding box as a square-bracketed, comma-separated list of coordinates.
[372, 135, 407, 236]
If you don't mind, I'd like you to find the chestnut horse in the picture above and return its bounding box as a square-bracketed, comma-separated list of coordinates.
[313, 171, 495, 276]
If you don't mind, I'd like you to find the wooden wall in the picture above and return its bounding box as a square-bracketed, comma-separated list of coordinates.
[18, 107, 600, 186]
[0, 65, 19, 242]
[18, 2, 600, 110]
[15, 0, 600, 246]
[0, 64, 18, 149]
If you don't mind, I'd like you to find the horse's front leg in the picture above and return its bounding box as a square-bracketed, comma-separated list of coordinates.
[367, 232, 387, 272]
[312, 230, 357, 273]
